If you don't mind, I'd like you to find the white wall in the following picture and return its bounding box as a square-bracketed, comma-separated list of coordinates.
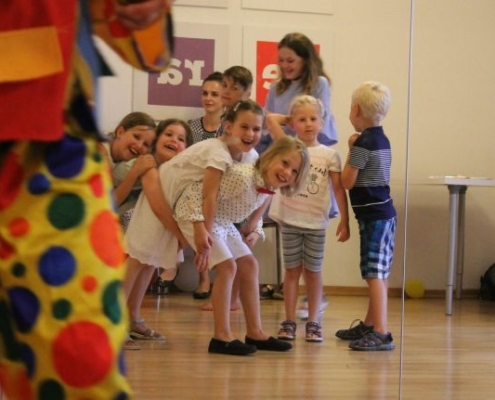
[407, 0, 495, 291]
[96, 0, 495, 291]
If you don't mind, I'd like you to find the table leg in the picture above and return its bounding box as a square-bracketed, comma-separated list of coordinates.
[455, 187, 467, 299]
[446, 185, 461, 315]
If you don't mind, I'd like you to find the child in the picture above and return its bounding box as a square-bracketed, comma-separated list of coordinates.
[256, 32, 338, 154]
[99, 111, 157, 218]
[266, 95, 350, 343]
[124, 119, 192, 348]
[216, 66, 253, 137]
[194, 68, 255, 300]
[336, 81, 397, 351]
[173, 135, 310, 355]
[188, 71, 224, 144]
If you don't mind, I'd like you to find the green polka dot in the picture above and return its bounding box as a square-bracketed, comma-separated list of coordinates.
[93, 151, 103, 163]
[38, 379, 66, 400]
[103, 281, 123, 324]
[12, 262, 26, 277]
[52, 299, 72, 320]
[48, 194, 85, 230]
[0, 300, 22, 361]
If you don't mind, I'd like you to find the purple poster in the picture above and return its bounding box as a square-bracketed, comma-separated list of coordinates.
[147, 37, 216, 108]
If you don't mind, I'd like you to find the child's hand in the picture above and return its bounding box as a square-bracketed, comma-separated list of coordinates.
[194, 249, 210, 273]
[242, 231, 260, 249]
[348, 133, 359, 148]
[131, 154, 156, 177]
[335, 221, 350, 242]
[267, 113, 289, 125]
[115, 0, 171, 31]
[239, 220, 256, 237]
[194, 223, 213, 260]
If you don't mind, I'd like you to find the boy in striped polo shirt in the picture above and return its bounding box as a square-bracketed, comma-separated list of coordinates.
[336, 81, 397, 351]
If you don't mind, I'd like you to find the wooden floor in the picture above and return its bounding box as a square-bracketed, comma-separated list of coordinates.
[124, 293, 494, 400]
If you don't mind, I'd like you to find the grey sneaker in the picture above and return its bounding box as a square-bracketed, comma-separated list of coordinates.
[335, 319, 373, 341]
[296, 296, 330, 320]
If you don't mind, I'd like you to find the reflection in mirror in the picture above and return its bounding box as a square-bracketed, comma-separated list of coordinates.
[403, 0, 495, 398]
[89, 1, 415, 399]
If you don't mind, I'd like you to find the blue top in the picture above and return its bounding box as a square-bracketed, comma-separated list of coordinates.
[256, 76, 338, 154]
[348, 126, 396, 221]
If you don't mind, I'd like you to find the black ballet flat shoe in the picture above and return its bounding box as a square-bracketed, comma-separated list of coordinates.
[244, 336, 293, 352]
[193, 290, 211, 300]
[208, 338, 257, 356]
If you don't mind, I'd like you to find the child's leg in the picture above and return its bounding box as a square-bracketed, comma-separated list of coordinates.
[236, 255, 292, 351]
[284, 267, 302, 321]
[195, 269, 211, 297]
[303, 269, 323, 323]
[231, 272, 241, 310]
[123, 257, 145, 300]
[127, 262, 165, 340]
[365, 278, 389, 333]
[125, 260, 154, 321]
[280, 224, 304, 321]
[235, 255, 265, 339]
[211, 259, 236, 341]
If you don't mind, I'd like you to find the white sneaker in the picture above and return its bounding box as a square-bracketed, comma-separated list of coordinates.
[296, 296, 330, 320]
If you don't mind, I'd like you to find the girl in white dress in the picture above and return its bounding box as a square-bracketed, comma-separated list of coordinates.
[173, 136, 310, 355]
[123, 119, 193, 348]
[125, 100, 262, 345]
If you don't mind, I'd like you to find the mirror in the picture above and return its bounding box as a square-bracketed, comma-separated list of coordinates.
[94, 1, 414, 399]
[402, 1, 495, 398]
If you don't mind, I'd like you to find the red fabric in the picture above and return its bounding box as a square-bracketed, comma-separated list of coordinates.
[0, 0, 77, 141]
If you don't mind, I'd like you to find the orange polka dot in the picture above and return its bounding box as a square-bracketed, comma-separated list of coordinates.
[8, 218, 30, 237]
[90, 210, 124, 268]
[89, 173, 104, 198]
[82, 276, 98, 292]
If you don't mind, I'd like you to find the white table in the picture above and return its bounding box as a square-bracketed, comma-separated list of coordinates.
[427, 176, 495, 315]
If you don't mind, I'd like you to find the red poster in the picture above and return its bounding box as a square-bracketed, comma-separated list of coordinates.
[255, 41, 321, 106]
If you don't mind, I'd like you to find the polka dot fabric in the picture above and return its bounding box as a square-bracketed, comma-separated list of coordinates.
[0, 136, 131, 399]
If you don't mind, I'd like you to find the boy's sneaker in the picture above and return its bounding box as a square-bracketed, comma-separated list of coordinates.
[335, 319, 374, 340]
[296, 296, 330, 320]
[349, 331, 395, 351]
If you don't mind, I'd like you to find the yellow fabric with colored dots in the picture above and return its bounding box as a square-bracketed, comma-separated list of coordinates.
[0, 0, 174, 398]
[0, 137, 131, 399]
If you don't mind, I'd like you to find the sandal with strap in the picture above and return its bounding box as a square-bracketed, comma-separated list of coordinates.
[349, 331, 395, 351]
[130, 319, 166, 341]
[277, 319, 297, 340]
[124, 336, 141, 350]
[305, 321, 323, 342]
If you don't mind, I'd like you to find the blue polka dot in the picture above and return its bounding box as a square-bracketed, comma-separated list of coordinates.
[118, 349, 126, 375]
[113, 391, 130, 400]
[39, 247, 76, 286]
[28, 173, 51, 195]
[20, 343, 36, 378]
[46, 136, 86, 179]
[8, 287, 40, 333]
